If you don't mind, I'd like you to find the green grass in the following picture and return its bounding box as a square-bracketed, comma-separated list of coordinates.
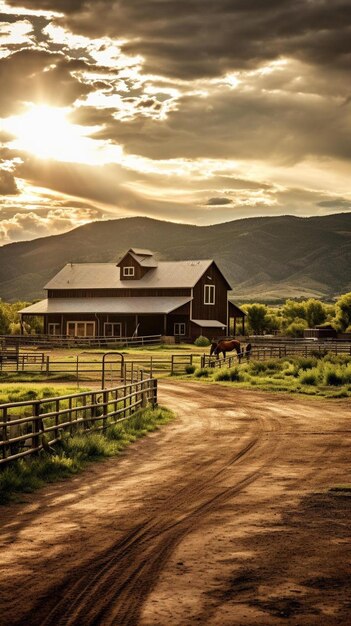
[0, 405, 174, 505]
[187, 353, 351, 398]
[0, 383, 86, 406]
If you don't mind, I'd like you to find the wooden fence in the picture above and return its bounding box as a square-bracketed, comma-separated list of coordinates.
[0, 334, 162, 349]
[0, 353, 196, 381]
[201, 341, 351, 370]
[0, 371, 157, 466]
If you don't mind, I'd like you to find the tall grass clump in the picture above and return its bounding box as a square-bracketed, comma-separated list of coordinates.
[298, 368, 320, 386]
[194, 367, 210, 378]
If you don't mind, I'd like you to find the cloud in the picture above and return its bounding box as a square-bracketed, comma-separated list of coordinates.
[0, 48, 90, 115]
[0, 206, 101, 244]
[206, 197, 232, 206]
[0, 169, 19, 194]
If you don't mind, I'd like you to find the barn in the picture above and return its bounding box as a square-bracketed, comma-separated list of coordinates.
[20, 248, 245, 341]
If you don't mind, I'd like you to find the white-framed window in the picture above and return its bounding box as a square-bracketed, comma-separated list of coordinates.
[123, 266, 135, 277]
[174, 323, 186, 335]
[66, 321, 95, 337]
[104, 322, 122, 337]
[204, 284, 215, 305]
[48, 323, 60, 336]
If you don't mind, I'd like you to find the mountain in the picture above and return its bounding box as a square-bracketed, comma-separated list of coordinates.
[0, 213, 350, 302]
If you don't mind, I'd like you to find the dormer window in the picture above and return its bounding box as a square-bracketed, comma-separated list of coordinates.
[123, 266, 135, 277]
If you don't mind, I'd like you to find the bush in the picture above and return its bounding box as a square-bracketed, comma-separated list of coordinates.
[194, 335, 211, 347]
[298, 368, 319, 386]
[194, 367, 210, 378]
[323, 365, 344, 386]
[185, 364, 196, 374]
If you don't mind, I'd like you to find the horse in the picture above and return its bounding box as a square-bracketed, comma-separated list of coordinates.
[210, 338, 241, 359]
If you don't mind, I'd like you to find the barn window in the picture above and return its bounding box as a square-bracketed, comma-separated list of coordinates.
[174, 323, 186, 335]
[204, 284, 215, 305]
[104, 322, 122, 337]
[67, 321, 95, 337]
[48, 323, 60, 336]
[123, 266, 135, 277]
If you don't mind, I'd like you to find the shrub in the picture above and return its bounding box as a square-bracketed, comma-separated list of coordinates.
[194, 335, 211, 347]
[323, 365, 344, 386]
[185, 364, 196, 374]
[214, 368, 231, 381]
[298, 368, 319, 386]
[194, 367, 210, 378]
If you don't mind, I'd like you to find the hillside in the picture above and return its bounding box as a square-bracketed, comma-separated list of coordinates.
[0, 213, 350, 302]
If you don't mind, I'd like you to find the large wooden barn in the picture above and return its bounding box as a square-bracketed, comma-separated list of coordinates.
[20, 248, 245, 341]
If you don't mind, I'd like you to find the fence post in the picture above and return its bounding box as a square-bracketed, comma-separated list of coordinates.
[152, 378, 158, 408]
[141, 370, 147, 408]
[46, 355, 50, 376]
[2, 407, 8, 460]
[201, 354, 205, 369]
[32, 401, 41, 453]
[171, 354, 174, 375]
[102, 389, 108, 430]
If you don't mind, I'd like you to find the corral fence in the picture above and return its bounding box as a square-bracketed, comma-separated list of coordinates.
[0, 334, 161, 349]
[0, 370, 157, 467]
[201, 341, 351, 370]
[0, 352, 195, 381]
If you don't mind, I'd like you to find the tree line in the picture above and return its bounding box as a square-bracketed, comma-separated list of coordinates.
[241, 292, 351, 337]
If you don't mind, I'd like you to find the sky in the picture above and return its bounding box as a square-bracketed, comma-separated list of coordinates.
[0, 0, 350, 245]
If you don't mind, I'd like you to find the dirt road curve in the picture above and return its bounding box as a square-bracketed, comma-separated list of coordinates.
[0, 382, 350, 626]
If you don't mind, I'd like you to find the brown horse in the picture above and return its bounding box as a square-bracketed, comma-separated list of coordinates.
[210, 339, 241, 359]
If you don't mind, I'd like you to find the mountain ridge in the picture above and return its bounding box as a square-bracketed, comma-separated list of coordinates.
[0, 213, 350, 301]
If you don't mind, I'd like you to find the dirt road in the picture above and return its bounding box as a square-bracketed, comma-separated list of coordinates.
[0, 382, 350, 625]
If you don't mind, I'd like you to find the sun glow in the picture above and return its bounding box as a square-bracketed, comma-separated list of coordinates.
[2, 104, 122, 165]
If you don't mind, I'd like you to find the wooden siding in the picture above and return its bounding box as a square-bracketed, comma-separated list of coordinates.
[191, 262, 228, 325]
[48, 288, 191, 298]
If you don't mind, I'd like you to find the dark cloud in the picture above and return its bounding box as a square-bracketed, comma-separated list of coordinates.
[0, 49, 90, 115]
[318, 198, 351, 210]
[23, 0, 350, 81]
[0, 170, 19, 195]
[90, 86, 351, 163]
[206, 197, 232, 206]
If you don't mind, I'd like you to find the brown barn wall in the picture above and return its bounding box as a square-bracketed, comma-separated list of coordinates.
[192, 262, 228, 325]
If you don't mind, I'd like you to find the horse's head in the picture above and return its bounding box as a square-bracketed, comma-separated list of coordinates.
[210, 341, 218, 356]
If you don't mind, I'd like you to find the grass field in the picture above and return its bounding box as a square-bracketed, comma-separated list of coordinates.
[189, 353, 351, 398]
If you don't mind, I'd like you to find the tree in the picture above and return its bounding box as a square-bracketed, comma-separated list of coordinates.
[243, 304, 269, 335]
[333, 292, 351, 332]
[305, 299, 327, 327]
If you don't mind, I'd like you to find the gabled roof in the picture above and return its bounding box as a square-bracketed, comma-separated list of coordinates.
[128, 251, 158, 268]
[20, 297, 192, 315]
[45, 260, 217, 290]
[129, 248, 154, 256]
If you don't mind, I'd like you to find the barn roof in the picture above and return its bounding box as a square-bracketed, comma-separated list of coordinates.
[191, 319, 226, 328]
[20, 296, 192, 315]
[44, 260, 219, 290]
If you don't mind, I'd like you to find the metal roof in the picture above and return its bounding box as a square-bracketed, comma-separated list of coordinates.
[129, 248, 154, 256]
[129, 251, 158, 268]
[44, 260, 215, 290]
[192, 319, 226, 328]
[20, 297, 192, 315]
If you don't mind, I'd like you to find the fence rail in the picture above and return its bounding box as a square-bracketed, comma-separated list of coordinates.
[201, 341, 351, 370]
[0, 353, 195, 381]
[0, 334, 161, 349]
[0, 371, 157, 466]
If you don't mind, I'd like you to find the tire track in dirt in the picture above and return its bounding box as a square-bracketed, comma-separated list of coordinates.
[12, 384, 283, 626]
[3, 383, 350, 626]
